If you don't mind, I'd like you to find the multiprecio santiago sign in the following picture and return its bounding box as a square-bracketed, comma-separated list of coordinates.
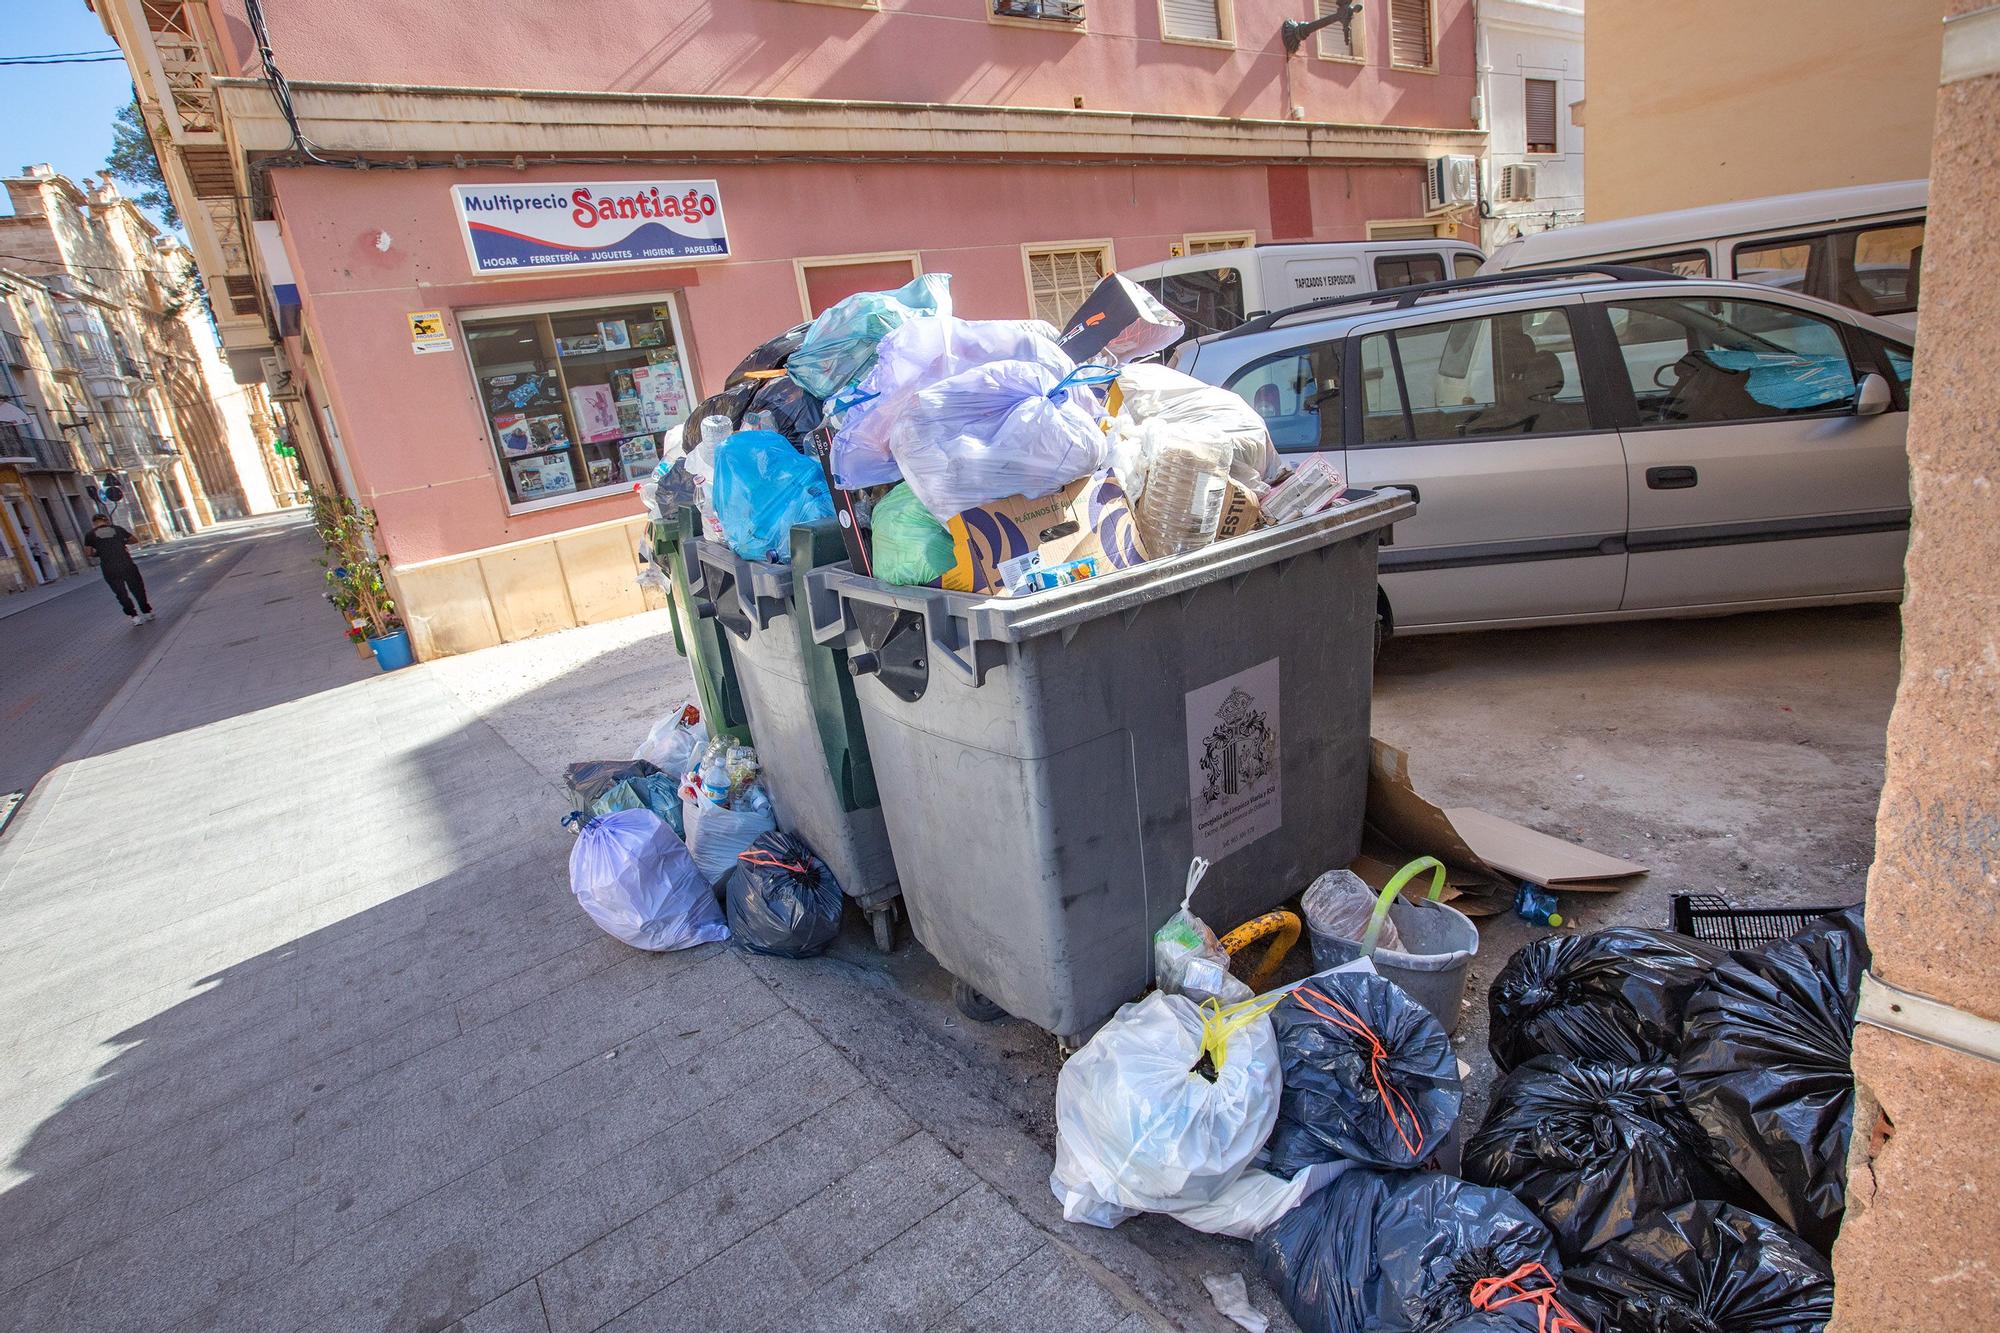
[450, 181, 730, 275]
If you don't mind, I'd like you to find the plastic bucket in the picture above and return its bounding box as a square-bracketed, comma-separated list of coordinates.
[1305, 857, 1478, 1033]
[369, 629, 414, 672]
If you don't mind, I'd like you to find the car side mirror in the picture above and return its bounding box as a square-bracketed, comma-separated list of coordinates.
[1855, 372, 1892, 417]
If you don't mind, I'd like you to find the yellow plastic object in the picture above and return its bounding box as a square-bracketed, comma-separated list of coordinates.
[1220, 909, 1303, 993]
[1196, 991, 1281, 1068]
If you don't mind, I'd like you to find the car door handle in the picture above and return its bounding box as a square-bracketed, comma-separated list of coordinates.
[1646, 466, 1699, 490]
[1379, 482, 1421, 505]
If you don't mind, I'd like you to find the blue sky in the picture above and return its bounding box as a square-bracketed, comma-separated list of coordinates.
[0, 4, 143, 207]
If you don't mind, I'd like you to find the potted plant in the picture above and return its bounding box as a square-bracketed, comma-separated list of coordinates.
[311, 488, 414, 672]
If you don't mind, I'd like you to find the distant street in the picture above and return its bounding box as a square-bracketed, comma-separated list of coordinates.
[0, 523, 268, 801]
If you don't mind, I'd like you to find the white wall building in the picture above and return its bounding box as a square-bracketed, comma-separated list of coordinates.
[1476, 0, 1585, 251]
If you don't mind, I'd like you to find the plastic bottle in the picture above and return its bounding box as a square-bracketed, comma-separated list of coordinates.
[1514, 881, 1564, 928]
[699, 744, 731, 805]
[1133, 426, 1233, 558]
[685, 415, 732, 543]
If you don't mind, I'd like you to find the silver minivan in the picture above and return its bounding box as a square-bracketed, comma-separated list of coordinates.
[1175, 270, 1914, 637]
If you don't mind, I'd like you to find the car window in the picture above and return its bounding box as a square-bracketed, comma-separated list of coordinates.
[1607, 296, 1859, 426]
[1453, 253, 1483, 279]
[1359, 333, 1409, 443]
[1144, 267, 1246, 338]
[1375, 254, 1447, 288]
[1377, 306, 1590, 442]
[1224, 345, 1334, 452]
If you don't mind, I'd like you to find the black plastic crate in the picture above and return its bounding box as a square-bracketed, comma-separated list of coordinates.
[1669, 893, 1857, 950]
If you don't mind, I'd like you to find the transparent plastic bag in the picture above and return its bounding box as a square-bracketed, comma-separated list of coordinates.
[711, 430, 835, 563]
[1049, 990, 1282, 1230]
[1300, 868, 1403, 953]
[829, 316, 1065, 489]
[565, 808, 728, 952]
[1153, 857, 1252, 1005]
[787, 272, 952, 399]
[1111, 363, 1278, 488]
[681, 791, 779, 888]
[634, 700, 707, 774]
[888, 360, 1112, 520]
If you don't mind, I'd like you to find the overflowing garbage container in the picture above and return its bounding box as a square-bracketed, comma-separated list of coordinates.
[809, 487, 1410, 1040]
[648, 507, 752, 746]
[688, 523, 902, 951]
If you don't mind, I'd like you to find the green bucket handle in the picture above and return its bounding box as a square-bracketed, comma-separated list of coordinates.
[1361, 856, 1447, 956]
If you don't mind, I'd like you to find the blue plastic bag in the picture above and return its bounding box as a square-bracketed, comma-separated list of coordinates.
[787, 273, 952, 399]
[711, 430, 835, 563]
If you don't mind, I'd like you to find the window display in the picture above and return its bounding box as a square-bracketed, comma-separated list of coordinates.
[463, 296, 695, 507]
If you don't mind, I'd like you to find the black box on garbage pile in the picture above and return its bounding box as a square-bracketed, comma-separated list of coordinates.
[805, 423, 875, 575]
[1056, 273, 1183, 363]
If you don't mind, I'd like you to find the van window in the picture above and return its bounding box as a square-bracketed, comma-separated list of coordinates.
[1383, 307, 1589, 441]
[1618, 250, 1711, 278]
[1731, 219, 1925, 317]
[1375, 254, 1447, 288]
[1142, 268, 1246, 338]
[1607, 297, 1859, 426]
[1223, 344, 1336, 452]
[1453, 253, 1482, 279]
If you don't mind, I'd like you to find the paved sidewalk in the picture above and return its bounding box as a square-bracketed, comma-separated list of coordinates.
[0, 521, 1223, 1332]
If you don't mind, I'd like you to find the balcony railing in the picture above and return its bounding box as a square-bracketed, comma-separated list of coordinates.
[0, 425, 75, 472]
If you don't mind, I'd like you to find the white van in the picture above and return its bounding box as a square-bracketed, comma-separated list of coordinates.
[1125, 240, 1485, 344]
[1480, 180, 1927, 329]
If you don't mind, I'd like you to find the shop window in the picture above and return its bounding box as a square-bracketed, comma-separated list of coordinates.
[462, 296, 695, 509]
[1389, 0, 1433, 69]
[1023, 241, 1114, 327]
[1315, 0, 1364, 61]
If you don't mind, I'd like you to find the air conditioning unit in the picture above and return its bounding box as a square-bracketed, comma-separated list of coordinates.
[1426, 155, 1478, 211]
[1497, 163, 1539, 204]
[260, 354, 299, 401]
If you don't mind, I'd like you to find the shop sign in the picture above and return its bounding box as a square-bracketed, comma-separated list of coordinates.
[1185, 658, 1283, 862]
[451, 181, 730, 275]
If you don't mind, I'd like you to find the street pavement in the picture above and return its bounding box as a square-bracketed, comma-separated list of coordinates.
[0, 515, 301, 800]
[0, 518, 1236, 1333]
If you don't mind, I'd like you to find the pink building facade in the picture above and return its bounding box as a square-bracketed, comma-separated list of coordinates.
[99, 0, 1482, 655]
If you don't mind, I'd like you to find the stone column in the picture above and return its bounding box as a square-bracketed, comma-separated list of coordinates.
[1831, 5, 2000, 1326]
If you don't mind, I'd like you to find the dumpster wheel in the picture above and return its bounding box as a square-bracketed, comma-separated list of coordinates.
[951, 977, 1008, 1023]
[867, 904, 898, 954]
[1219, 909, 1303, 993]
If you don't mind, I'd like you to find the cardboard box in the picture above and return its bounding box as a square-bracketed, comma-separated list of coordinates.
[1057, 273, 1183, 363]
[939, 472, 1149, 594]
[1216, 479, 1264, 541]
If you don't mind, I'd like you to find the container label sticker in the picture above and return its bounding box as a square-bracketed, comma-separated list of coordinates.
[1186, 657, 1282, 861]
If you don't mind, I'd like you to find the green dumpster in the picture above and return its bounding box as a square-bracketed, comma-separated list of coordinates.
[649, 506, 752, 745]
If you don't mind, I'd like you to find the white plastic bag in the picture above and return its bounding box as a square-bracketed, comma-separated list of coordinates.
[634, 701, 707, 774]
[566, 808, 729, 952]
[1049, 991, 1282, 1228]
[829, 317, 1065, 490]
[1301, 867, 1403, 953]
[1109, 363, 1279, 489]
[1153, 858, 1252, 1005]
[682, 791, 778, 887]
[887, 360, 1112, 520]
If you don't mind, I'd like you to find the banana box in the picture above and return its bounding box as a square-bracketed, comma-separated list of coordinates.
[938, 471, 1149, 594]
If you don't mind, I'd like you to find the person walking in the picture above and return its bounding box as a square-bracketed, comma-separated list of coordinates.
[83, 513, 153, 625]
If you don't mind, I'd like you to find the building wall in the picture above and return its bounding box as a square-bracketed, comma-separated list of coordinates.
[1586, 0, 1946, 219]
[1477, 0, 1582, 248]
[200, 0, 1477, 128]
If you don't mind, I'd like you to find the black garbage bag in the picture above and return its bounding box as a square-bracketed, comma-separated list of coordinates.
[1266, 973, 1463, 1174]
[1489, 930, 1726, 1073]
[743, 373, 824, 444]
[1256, 1166, 1578, 1333]
[1564, 1201, 1834, 1332]
[1676, 907, 1868, 1255]
[681, 385, 755, 451]
[725, 322, 810, 383]
[565, 759, 662, 811]
[1463, 1058, 1736, 1261]
[723, 831, 844, 958]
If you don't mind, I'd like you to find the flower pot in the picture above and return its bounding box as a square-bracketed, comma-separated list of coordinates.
[368, 628, 414, 672]
[353, 637, 373, 658]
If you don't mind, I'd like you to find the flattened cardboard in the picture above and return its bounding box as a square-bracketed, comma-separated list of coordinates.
[938, 472, 1146, 594]
[1355, 740, 1644, 902]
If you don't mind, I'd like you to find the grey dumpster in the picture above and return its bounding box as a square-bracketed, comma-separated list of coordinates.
[688, 525, 902, 951]
[807, 488, 1413, 1041]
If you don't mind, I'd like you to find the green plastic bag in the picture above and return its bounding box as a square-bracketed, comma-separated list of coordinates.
[871, 483, 955, 586]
